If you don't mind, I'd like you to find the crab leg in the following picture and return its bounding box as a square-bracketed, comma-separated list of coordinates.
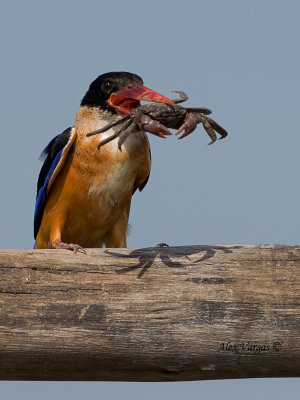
[117, 122, 138, 150]
[205, 117, 228, 140]
[201, 117, 217, 145]
[96, 132, 119, 150]
[186, 107, 212, 115]
[97, 118, 135, 150]
[86, 114, 131, 137]
[171, 90, 189, 104]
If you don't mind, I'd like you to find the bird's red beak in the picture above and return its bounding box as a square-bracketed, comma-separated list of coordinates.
[109, 81, 174, 115]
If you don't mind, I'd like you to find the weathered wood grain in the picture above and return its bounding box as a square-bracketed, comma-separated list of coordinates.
[0, 245, 299, 381]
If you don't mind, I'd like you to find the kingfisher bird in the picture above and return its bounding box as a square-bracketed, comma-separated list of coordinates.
[34, 72, 173, 251]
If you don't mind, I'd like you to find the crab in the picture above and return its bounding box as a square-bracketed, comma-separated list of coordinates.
[86, 91, 228, 149]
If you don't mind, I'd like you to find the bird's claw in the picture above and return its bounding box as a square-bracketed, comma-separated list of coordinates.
[52, 240, 86, 254]
[69, 244, 86, 254]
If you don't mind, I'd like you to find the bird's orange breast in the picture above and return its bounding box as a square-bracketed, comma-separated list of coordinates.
[35, 106, 151, 248]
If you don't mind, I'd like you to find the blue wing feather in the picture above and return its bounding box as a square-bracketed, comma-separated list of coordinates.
[34, 149, 63, 236]
[34, 128, 75, 239]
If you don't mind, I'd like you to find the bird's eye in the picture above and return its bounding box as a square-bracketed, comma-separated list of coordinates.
[102, 80, 113, 93]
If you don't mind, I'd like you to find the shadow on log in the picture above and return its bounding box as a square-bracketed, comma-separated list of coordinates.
[0, 244, 299, 381]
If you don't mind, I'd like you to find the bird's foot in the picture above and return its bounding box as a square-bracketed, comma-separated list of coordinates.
[52, 240, 86, 254]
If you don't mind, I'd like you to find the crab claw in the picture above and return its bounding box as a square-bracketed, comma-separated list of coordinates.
[143, 120, 172, 138]
[109, 81, 174, 115]
[175, 117, 197, 139]
[139, 113, 172, 138]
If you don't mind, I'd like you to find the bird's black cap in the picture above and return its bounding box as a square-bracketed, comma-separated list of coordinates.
[81, 71, 143, 113]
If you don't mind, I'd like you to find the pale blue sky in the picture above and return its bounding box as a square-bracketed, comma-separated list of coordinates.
[0, 0, 299, 398]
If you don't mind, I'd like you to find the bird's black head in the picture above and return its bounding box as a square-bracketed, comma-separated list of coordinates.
[81, 71, 173, 115]
[81, 71, 143, 114]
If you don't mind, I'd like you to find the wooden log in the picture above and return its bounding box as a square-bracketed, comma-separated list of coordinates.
[0, 244, 299, 381]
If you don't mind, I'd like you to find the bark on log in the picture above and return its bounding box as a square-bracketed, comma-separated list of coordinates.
[0, 244, 299, 381]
